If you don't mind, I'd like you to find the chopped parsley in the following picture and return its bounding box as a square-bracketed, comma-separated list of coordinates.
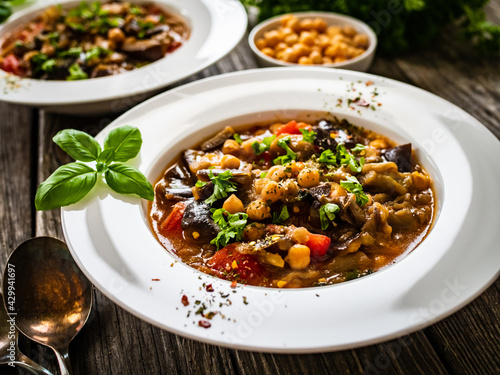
[203, 170, 237, 206]
[273, 136, 297, 165]
[210, 209, 248, 250]
[41, 59, 56, 73]
[66, 64, 88, 80]
[251, 135, 276, 155]
[319, 203, 340, 230]
[272, 206, 289, 224]
[85, 46, 110, 61]
[340, 176, 369, 206]
[233, 133, 243, 144]
[57, 47, 83, 58]
[351, 143, 366, 153]
[318, 144, 365, 173]
[299, 127, 316, 143]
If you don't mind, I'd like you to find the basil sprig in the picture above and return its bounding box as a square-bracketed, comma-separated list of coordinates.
[35, 125, 153, 211]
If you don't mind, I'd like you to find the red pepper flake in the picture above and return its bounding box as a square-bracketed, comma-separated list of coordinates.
[206, 284, 214, 292]
[181, 295, 189, 306]
[365, 80, 374, 86]
[230, 281, 237, 288]
[377, 102, 382, 106]
[151, 278, 160, 281]
[198, 320, 211, 329]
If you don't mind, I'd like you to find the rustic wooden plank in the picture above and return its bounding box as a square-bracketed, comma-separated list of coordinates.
[0, 103, 35, 375]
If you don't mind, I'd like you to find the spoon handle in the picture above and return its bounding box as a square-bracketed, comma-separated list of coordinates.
[14, 352, 54, 375]
[53, 347, 72, 375]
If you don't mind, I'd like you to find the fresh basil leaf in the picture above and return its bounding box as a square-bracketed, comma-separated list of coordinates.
[105, 163, 153, 200]
[53, 129, 101, 162]
[35, 163, 97, 211]
[97, 148, 114, 164]
[103, 125, 142, 162]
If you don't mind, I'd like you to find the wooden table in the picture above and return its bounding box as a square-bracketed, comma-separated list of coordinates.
[1, 3, 499, 374]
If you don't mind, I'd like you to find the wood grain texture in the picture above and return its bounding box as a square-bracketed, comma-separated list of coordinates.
[0, 4, 499, 375]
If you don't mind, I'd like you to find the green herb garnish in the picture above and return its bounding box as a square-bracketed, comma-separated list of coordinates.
[272, 206, 289, 224]
[41, 59, 56, 73]
[299, 127, 316, 143]
[35, 126, 153, 211]
[351, 143, 366, 153]
[251, 135, 276, 155]
[340, 176, 369, 206]
[273, 136, 297, 165]
[205, 170, 238, 206]
[210, 208, 248, 250]
[58, 47, 83, 58]
[233, 134, 243, 144]
[66, 64, 88, 80]
[318, 144, 364, 173]
[319, 203, 340, 230]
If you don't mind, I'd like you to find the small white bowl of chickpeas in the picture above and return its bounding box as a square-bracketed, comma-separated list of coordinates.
[249, 12, 377, 71]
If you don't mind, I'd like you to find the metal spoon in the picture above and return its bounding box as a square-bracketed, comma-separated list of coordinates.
[0, 292, 54, 374]
[2, 237, 93, 375]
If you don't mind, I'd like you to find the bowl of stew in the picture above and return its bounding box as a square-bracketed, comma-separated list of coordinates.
[0, 0, 247, 114]
[59, 68, 494, 352]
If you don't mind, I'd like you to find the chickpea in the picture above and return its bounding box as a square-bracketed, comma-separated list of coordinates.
[313, 18, 327, 32]
[261, 47, 275, 58]
[279, 27, 294, 38]
[309, 50, 323, 64]
[299, 31, 315, 46]
[327, 25, 342, 36]
[285, 244, 311, 270]
[292, 43, 311, 57]
[350, 47, 365, 58]
[268, 165, 287, 181]
[280, 14, 294, 27]
[220, 154, 240, 169]
[282, 179, 299, 196]
[369, 139, 388, 149]
[322, 56, 333, 64]
[317, 34, 331, 48]
[334, 56, 347, 63]
[291, 227, 310, 244]
[298, 56, 313, 65]
[243, 223, 266, 241]
[108, 27, 126, 43]
[297, 168, 320, 188]
[222, 194, 244, 214]
[275, 42, 288, 52]
[412, 172, 430, 191]
[299, 18, 314, 30]
[353, 34, 369, 48]
[282, 48, 299, 63]
[246, 200, 271, 221]
[254, 177, 268, 194]
[222, 139, 240, 155]
[241, 138, 258, 156]
[41, 43, 55, 57]
[255, 38, 267, 49]
[342, 25, 357, 37]
[289, 161, 305, 174]
[264, 30, 281, 47]
[283, 33, 299, 46]
[287, 17, 301, 32]
[261, 180, 283, 204]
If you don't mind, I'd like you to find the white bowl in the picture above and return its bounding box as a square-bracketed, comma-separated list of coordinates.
[0, 0, 247, 115]
[249, 11, 377, 71]
[60, 68, 500, 353]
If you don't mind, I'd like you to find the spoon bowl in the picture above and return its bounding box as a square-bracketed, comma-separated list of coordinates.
[2, 237, 92, 374]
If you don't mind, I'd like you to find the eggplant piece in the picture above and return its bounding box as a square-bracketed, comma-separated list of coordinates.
[145, 24, 171, 37]
[382, 143, 412, 173]
[183, 149, 204, 172]
[196, 181, 214, 201]
[120, 38, 163, 61]
[164, 161, 194, 184]
[200, 126, 234, 151]
[163, 187, 193, 200]
[181, 201, 219, 241]
[309, 183, 331, 202]
[91, 64, 124, 78]
[314, 119, 338, 151]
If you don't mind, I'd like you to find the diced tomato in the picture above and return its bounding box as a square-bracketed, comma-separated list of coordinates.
[1, 54, 22, 76]
[306, 234, 331, 258]
[159, 202, 186, 235]
[209, 244, 264, 285]
[275, 121, 312, 136]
